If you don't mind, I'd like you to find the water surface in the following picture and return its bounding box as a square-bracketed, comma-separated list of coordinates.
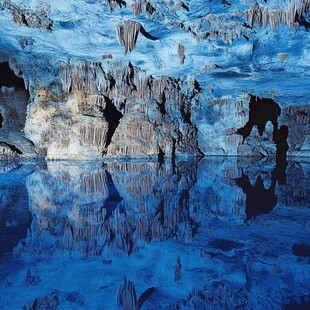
[0, 157, 309, 309]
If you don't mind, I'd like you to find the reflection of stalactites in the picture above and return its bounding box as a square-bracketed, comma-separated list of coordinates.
[174, 256, 182, 282]
[116, 276, 139, 310]
[81, 171, 108, 196]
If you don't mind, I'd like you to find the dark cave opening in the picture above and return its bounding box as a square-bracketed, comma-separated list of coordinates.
[0, 62, 32, 155]
[237, 95, 289, 160]
[0, 62, 30, 130]
[101, 96, 123, 148]
[237, 95, 280, 138]
[0, 62, 26, 90]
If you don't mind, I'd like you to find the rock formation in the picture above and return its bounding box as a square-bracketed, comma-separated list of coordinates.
[0, 0, 309, 159]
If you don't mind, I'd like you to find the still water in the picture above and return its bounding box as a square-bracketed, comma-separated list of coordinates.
[0, 157, 309, 309]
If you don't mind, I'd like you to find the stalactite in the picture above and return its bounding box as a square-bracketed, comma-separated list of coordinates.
[177, 43, 186, 64]
[80, 126, 107, 147]
[135, 73, 148, 99]
[245, 0, 310, 29]
[130, 0, 156, 16]
[102, 53, 113, 60]
[0, 0, 53, 30]
[105, 0, 118, 12]
[116, 20, 141, 53]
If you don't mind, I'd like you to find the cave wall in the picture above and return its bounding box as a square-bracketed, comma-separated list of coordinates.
[23, 61, 202, 159]
[0, 58, 309, 159]
[0, 0, 309, 159]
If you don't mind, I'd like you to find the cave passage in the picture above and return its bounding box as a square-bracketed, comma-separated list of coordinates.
[237, 95, 289, 160]
[0, 62, 25, 90]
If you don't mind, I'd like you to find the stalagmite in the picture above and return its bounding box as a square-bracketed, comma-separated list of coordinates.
[116, 277, 140, 309]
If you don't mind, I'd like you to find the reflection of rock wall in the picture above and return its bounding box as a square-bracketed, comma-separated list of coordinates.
[12, 158, 310, 259]
[2, 158, 309, 310]
[190, 157, 247, 223]
[16, 160, 203, 257]
[0, 163, 33, 256]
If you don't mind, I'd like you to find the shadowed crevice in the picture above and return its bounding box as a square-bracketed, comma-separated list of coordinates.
[0, 62, 26, 90]
[100, 96, 123, 149]
[0, 141, 23, 154]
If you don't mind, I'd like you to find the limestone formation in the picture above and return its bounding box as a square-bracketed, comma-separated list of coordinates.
[116, 20, 141, 54]
[0, 0, 309, 159]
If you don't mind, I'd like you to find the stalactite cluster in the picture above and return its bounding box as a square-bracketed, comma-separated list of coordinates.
[116, 20, 141, 54]
[0, 0, 53, 30]
[130, 0, 156, 16]
[80, 125, 108, 147]
[50, 60, 201, 158]
[245, 0, 310, 29]
[196, 14, 248, 44]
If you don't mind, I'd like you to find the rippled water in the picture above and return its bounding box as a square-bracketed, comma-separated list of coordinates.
[0, 157, 309, 309]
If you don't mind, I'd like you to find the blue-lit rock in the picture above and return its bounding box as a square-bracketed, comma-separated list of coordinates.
[0, 158, 309, 309]
[0, 0, 309, 158]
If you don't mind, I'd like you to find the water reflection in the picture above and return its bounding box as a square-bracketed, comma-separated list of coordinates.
[235, 160, 288, 221]
[0, 158, 309, 309]
[0, 162, 33, 256]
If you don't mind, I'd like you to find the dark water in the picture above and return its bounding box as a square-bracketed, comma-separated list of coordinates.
[0, 157, 309, 309]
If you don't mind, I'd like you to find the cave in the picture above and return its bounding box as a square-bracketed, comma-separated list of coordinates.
[0, 62, 30, 130]
[237, 95, 289, 160]
[0, 62, 30, 155]
[0, 62, 26, 90]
